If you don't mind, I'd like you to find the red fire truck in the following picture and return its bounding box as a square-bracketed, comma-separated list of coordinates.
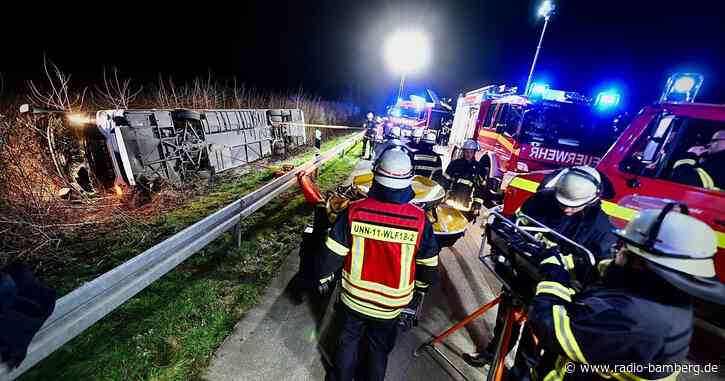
[387, 92, 453, 141]
[501, 73, 725, 329]
[448, 83, 621, 202]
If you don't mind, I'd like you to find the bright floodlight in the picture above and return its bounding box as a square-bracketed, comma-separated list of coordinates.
[538, 0, 555, 17]
[384, 29, 430, 74]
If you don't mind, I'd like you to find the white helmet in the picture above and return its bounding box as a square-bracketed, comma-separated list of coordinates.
[422, 131, 437, 145]
[387, 126, 402, 139]
[615, 204, 725, 304]
[462, 139, 479, 151]
[373, 147, 414, 189]
[412, 128, 424, 138]
[554, 166, 601, 208]
[367, 112, 374, 120]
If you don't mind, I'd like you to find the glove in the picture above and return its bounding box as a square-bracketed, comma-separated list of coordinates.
[318, 274, 335, 296]
[398, 291, 425, 332]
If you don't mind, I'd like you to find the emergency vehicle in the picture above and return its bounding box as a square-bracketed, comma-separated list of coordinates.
[448, 83, 621, 202]
[387, 91, 453, 142]
[501, 73, 725, 330]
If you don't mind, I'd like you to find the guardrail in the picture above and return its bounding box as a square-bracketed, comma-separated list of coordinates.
[0, 132, 363, 380]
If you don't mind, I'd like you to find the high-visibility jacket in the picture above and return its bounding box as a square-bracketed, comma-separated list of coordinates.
[442, 157, 486, 210]
[671, 155, 723, 191]
[518, 258, 693, 381]
[412, 146, 443, 183]
[320, 194, 439, 320]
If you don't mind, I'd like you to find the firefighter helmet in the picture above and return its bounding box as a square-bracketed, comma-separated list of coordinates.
[373, 147, 414, 189]
[422, 131, 437, 145]
[615, 203, 725, 304]
[412, 128, 424, 139]
[554, 166, 601, 208]
[387, 126, 402, 139]
[462, 139, 479, 151]
[367, 112, 374, 120]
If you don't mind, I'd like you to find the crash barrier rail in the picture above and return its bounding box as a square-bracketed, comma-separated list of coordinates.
[0, 131, 364, 381]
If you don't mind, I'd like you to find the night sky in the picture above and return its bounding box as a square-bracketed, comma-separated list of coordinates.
[2, 0, 724, 113]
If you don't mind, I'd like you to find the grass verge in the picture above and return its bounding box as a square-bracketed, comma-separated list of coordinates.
[20, 138, 361, 381]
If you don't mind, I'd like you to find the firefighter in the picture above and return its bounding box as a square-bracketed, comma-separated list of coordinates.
[372, 126, 403, 162]
[670, 129, 724, 191]
[412, 131, 443, 183]
[463, 166, 616, 367]
[318, 147, 439, 381]
[361, 112, 376, 159]
[441, 139, 485, 215]
[512, 204, 725, 380]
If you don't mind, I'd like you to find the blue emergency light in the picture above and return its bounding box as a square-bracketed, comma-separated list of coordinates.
[528, 82, 550, 97]
[660, 73, 703, 103]
[391, 108, 402, 117]
[595, 91, 621, 112]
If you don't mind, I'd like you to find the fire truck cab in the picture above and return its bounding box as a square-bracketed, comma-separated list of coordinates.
[502, 73, 725, 329]
[449, 84, 620, 202]
[387, 92, 453, 142]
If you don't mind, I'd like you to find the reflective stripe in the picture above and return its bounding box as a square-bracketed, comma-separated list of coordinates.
[443, 172, 452, 180]
[553, 305, 588, 364]
[326, 236, 349, 256]
[601, 200, 639, 221]
[415, 280, 430, 289]
[695, 168, 720, 190]
[415, 165, 439, 172]
[351, 221, 419, 244]
[340, 292, 402, 319]
[611, 371, 679, 381]
[350, 236, 365, 279]
[561, 254, 575, 270]
[509, 176, 539, 193]
[342, 277, 413, 308]
[540, 256, 562, 267]
[414, 154, 439, 162]
[542, 356, 567, 381]
[456, 178, 474, 186]
[399, 243, 415, 289]
[342, 271, 414, 297]
[598, 259, 613, 276]
[473, 197, 484, 204]
[673, 158, 696, 168]
[536, 282, 574, 302]
[320, 275, 334, 284]
[415, 255, 439, 267]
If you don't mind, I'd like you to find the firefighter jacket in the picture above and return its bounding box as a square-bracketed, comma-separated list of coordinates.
[670, 150, 724, 191]
[412, 145, 443, 183]
[319, 181, 440, 321]
[521, 256, 693, 381]
[442, 157, 486, 210]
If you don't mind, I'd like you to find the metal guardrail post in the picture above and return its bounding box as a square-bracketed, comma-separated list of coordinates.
[233, 200, 245, 248]
[314, 129, 322, 178]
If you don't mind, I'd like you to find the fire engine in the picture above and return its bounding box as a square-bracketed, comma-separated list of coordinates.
[501, 73, 725, 330]
[448, 83, 622, 202]
[387, 90, 453, 142]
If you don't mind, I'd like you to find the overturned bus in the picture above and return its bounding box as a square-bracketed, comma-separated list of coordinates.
[21, 105, 307, 196]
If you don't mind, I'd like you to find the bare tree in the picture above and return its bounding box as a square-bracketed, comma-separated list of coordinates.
[95, 67, 142, 109]
[27, 57, 87, 111]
